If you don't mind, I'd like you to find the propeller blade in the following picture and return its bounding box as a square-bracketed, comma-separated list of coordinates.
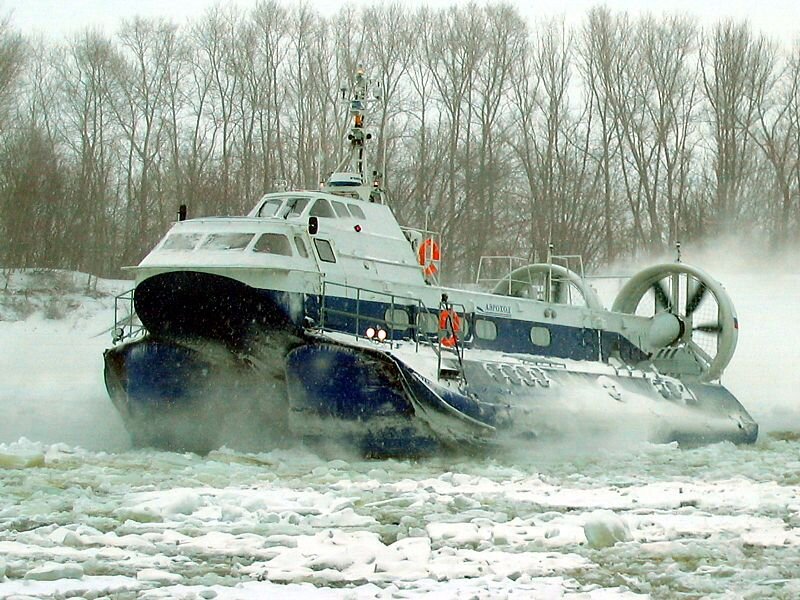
[686, 280, 707, 316]
[652, 280, 672, 312]
[694, 322, 722, 334]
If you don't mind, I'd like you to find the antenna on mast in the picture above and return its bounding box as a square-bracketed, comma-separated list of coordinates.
[322, 65, 385, 204]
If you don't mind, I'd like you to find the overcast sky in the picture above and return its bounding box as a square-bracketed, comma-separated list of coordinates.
[2, 0, 798, 46]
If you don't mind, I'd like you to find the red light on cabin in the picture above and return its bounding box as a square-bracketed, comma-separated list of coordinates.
[354, 224, 362, 232]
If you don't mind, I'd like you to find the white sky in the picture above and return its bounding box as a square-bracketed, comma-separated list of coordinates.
[2, 0, 799, 46]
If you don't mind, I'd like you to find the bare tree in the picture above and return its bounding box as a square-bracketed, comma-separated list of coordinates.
[189, 7, 242, 215]
[249, 1, 290, 194]
[748, 43, 800, 245]
[111, 17, 183, 261]
[511, 20, 604, 264]
[700, 21, 774, 233]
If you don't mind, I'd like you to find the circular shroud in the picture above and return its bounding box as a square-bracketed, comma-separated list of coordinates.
[492, 263, 604, 310]
[612, 263, 738, 381]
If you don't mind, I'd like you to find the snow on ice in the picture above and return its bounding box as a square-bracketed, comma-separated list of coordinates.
[0, 264, 799, 598]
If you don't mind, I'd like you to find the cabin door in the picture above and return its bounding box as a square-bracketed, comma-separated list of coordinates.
[308, 235, 355, 328]
[309, 236, 347, 290]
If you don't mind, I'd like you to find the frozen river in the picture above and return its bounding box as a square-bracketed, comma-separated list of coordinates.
[0, 260, 798, 599]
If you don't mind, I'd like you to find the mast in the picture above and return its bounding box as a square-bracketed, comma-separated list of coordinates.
[323, 66, 385, 204]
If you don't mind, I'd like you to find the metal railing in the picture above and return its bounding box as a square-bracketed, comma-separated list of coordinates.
[112, 289, 145, 343]
[319, 280, 437, 353]
[475, 255, 531, 293]
[318, 280, 468, 385]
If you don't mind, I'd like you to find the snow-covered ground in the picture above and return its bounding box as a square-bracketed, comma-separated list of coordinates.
[0, 262, 799, 599]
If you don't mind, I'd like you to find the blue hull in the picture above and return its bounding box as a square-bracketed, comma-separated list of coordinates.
[283, 342, 758, 452]
[104, 335, 294, 453]
[105, 334, 758, 455]
[105, 338, 758, 457]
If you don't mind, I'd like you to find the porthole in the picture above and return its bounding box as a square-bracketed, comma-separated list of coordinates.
[384, 308, 410, 332]
[416, 312, 439, 335]
[474, 318, 497, 340]
[530, 326, 551, 347]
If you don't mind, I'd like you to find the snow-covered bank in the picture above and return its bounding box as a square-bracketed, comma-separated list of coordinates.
[0, 270, 131, 451]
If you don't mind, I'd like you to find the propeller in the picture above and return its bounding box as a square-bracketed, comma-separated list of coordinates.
[694, 322, 722, 334]
[651, 280, 672, 312]
[612, 263, 738, 381]
[685, 280, 707, 316]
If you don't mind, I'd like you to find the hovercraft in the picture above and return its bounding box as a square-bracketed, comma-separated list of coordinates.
[104, 68, 756, 456]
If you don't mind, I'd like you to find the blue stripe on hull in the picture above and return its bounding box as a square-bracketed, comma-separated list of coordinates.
[310, 295, 647, 363]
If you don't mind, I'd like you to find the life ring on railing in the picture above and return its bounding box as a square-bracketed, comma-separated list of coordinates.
[418, 238, 440, 277]
[439, 308, 461, 348]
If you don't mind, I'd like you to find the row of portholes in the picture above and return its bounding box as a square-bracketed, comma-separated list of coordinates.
[472, 318, 552, 348]
[484, 363, 551, 387]
[383, 308, 552, 348]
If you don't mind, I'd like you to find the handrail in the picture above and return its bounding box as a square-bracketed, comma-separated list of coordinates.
[112, 289, 145, 343]
[320, 280, 437, 353]
[475, 255, 530, 293]
[318, 280, 469, 387]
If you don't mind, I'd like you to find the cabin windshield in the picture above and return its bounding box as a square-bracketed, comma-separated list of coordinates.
[309, 198, 336, 218]
[258, 198, 284, 217]
[201, 233, 254, 251]
[283, 197, 310, 218]
[161, 233, 203, 250]
[253, 233, 292, 256]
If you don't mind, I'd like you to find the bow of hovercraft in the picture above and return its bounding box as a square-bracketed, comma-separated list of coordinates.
[103, 215, 322, 452]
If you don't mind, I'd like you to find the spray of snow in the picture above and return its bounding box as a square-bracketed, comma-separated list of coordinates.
[596, 239, 800, 436]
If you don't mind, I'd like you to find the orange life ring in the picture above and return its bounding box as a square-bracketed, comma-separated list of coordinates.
[439, 308, 461, 348]
[418, 238, 440, 277]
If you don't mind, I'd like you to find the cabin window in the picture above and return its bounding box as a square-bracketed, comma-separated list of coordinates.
[294, 236, 309, 258]
[161, 233, 203, 250]
[201, 233, 254, 251]
[285, 197, 310, 218]
[309, 198, 336, 218]
[530, 326, 551, 347]
[332, 191, 361, 200]
[384, 308, 410, 332]
[258, 198, 283, 217]
[253, 233, 292, 256]
[348, 204, 366, 219]
[331, 200, 350, 218]
[314, 238, 336, 263]
[416, 312, 439, 335]
[474, 318, 497, 340]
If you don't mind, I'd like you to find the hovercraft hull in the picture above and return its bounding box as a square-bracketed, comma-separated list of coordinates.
[105, 332, 757, 456]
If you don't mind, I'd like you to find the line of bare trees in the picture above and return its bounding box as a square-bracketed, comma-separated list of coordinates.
[0, 3, 798, 281]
